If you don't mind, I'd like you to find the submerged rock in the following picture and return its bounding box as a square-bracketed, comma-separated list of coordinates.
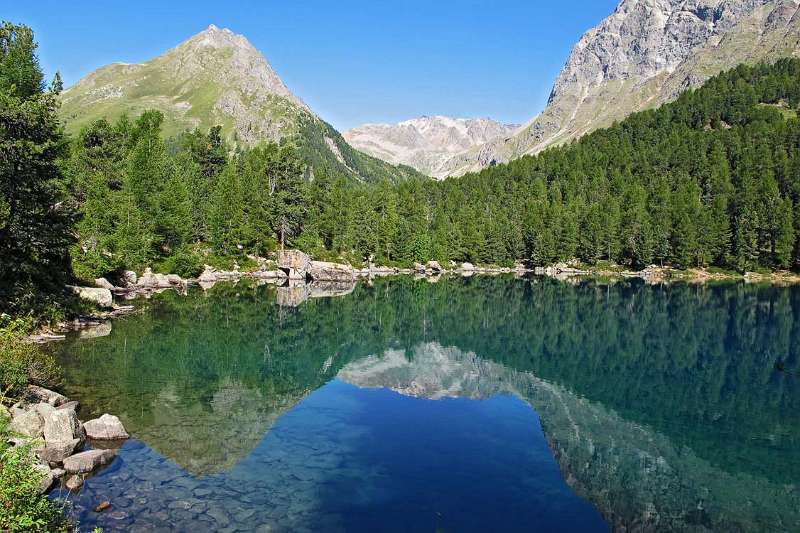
[84, 413, 129, 440]
[63, 449, 116, 474]
[65, 474, 84, 491]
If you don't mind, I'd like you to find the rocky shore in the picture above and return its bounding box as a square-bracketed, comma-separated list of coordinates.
[3, 384, 129, 495]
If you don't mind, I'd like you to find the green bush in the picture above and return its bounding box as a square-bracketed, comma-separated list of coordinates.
[0, 318, 62, 404]
[0, 419, 72, 532]
[157, 246, 204, 278]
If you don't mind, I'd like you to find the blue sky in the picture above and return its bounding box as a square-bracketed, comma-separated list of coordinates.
[8, 0, 619, 131]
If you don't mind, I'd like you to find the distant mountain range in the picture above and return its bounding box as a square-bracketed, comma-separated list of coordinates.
[59, 25, 422, 183]
[343, 116, 518, 180]
[61, 0, 800, 180]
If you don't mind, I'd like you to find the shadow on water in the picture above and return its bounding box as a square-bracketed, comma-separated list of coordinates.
[51, 276, 799, 532]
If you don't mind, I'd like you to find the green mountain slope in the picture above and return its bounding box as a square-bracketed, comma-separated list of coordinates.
[59, 25, 423, 183]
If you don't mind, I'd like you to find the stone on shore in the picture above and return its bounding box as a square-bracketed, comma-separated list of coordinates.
[84, 413, 129, 440]
[68, 285, 113, 308]
[57, 400, 80, 413]
[39, 404, 82, 443]
[10, 409, 44, 439]
[65, 474, 84, 491]
[34, 462, 54, 493]
[307, 261, 355, 282]
[38, 438, 81, 463]
[26, 385, 68, 406]
[63, 449, 116, 474]
[461, 262, 475, 271]
[95, 277, 115, 290]
[426, 260, 443, 272]
[414, 262, 426, 273]
[277, 250, 311, 280]
[121, 270, 138, 288]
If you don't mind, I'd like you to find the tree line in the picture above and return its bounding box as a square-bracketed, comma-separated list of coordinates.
[3, 19, 800, 315]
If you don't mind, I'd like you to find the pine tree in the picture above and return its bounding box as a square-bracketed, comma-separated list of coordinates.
[0, 22, 75, 312]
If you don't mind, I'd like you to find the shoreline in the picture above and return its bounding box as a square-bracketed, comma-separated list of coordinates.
[30, 258, 800, 343]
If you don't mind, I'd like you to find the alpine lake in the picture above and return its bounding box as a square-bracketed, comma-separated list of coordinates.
[48, 275, 799, 532]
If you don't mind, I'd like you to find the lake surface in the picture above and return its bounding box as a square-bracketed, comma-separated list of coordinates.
[51, 276, 799, 532]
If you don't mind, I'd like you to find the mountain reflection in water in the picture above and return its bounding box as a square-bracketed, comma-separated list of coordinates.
[53, 277, 799, 532]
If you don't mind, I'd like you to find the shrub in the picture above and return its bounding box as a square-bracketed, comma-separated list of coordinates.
[157, 246, 204, 278]
[0, 419, 72, 532]
[0, 318, 62, 404]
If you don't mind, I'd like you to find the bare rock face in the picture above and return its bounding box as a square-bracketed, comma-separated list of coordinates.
[63, 449, 116, 474]
[83, 413, 129, 440]
[438, 0, 800, 177]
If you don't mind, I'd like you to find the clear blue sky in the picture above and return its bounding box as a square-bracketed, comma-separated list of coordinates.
[8, 0, 619, 131]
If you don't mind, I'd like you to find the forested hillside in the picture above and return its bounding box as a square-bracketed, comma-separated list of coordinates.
[68, 59, 800, 281]
[4, 18, 800, 315]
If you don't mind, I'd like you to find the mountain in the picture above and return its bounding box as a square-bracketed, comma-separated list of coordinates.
[59, 25, 423, 183]
[343, 116, 517, 179]
[438, 0, 800, 177]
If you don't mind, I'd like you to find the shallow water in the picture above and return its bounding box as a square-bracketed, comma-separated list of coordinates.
[51, 277, 799, 532]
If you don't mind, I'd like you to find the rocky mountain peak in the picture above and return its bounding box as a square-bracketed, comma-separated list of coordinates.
[432, 0, 798, 178]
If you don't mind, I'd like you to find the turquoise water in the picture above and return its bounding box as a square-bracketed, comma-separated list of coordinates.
[51, 277, 799, 532]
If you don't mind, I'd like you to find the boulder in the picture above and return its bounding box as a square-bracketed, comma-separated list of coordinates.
[426, 260, 443, 273]
[10, 409, 44, 439]
[414, 263, 426, 273]
[63, 449, 116, 474]
[307, 261, 355, 283]
[121, 270, 138, 288]
[68, 285, 113, 308]
[461, 262, 475, 271]
[136, 268, 157, 288]
[166, 274, 183, 286]
[94, 277, 115, 290]
[65, 474, 84, 491]
[51, 467, 65, 479]
[198, 265, 218, 283]
[38, 438, 81, 463]
[277, 250, 311, 280]
[57, 400, 80, 413]
[33, 462, 54, 494]
[40, 405, 82, 444]
[84, 414, 129, 440]
[26, 385, 68, 407]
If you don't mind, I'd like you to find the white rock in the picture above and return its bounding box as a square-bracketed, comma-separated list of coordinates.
[84, 413, 129, 440]
[68, 285, 113, 308]
[95, 277, 115, 290]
